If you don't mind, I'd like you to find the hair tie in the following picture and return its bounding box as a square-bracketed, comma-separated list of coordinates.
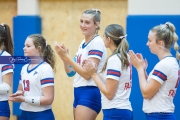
[92, 8, 98, 13]
[165, 23, 169, 28]
[1, 23, 4, 27]
[119, 34, 127, 39]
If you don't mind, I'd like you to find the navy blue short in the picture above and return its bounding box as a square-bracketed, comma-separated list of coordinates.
[73, 86, 101, 114]
[103, 108, 133, 120]
[145, 112, 177, 120]
[0, 101, 10, 118]
[20, 109, 55, 120]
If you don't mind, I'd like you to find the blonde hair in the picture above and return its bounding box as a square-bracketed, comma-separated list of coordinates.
[82, 8, 101, 32]
[151, 22, 179, 60]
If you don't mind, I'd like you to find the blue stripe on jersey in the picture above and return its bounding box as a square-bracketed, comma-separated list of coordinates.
[152, 69, 167, 81]
[88, 50, 103, 57]
[107, 69, 121, 77]
[2, 64, 13, 72]
[41, 78, 54, 85]
[0, 50, 4, 56]
[27, 61, 44, 73]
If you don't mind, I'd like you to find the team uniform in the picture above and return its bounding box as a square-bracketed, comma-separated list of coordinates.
[0, 50, 14, 118]
[73, 35, 107, 113]
[144, 56, 179, 120]
[19, 61, 55, 120]
[101, 54, 133, 120]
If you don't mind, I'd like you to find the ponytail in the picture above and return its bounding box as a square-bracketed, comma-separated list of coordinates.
[28, 34, 56, 72]
[44, 44, 56, 72]
[0, 23, 14, 55]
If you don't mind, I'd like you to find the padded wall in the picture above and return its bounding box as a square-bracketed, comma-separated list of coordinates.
[13, 16, 41, 116]
[126, 15, 180, 120]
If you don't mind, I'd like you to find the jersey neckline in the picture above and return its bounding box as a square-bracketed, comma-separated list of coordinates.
[27, 61, 45, 73]
[0, 50, 4, 56]
[82, 35, 99, 49]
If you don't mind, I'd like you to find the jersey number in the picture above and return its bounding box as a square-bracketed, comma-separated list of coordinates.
[175, 70, 180, 88]
[168, 70, 180, 97]
[77, 54, 82, 64]
[23, 80, 30, 91]
[124, 63, 132, 90]
[129, 63, 132, 80]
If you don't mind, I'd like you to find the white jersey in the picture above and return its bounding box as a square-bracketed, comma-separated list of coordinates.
[73, 35, 107, 87]
[143, 56, 179, 113]
[19, 61, 54, 112]
[0, 51, 14, 101]
[101, 54, 132, 110]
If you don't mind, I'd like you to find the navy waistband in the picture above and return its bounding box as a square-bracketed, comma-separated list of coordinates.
[146, 112, 173, 115]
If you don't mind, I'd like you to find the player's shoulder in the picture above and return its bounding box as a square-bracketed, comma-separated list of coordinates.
[93, 35, 103, 42]
[21, 61, 52, 71]
[158, 56, 177, 66]
[155, 57, 177, 71]
[1, 51, 11, 56]
[108, 54, 121, 63]
[43, 61, 51, 66]
[109, 54, 120, 60]
[89, 35, 105, 48]
[40, 62, 53, 71]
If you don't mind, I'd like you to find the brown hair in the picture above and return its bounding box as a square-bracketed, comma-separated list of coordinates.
[102, 24, 129, 72]
[28, 34, 56, 71]
[0, 23, 14, 55]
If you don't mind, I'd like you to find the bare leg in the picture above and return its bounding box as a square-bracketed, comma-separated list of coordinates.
[74, 105, 97, 120]
[73, 107, 76, 120]
[0, 116, 9, 120]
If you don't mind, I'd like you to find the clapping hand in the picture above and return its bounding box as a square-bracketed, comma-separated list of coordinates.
[54, 41, 69, 61]
[82, 59, 98, 77]
[128, 50, 145, 70]
[8, 91, 25, 102]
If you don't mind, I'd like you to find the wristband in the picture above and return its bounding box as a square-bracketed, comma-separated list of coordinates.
[67, 71, 76, 77]
[25, 96, 40, 106]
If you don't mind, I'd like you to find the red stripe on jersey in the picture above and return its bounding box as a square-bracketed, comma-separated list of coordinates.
[152, 70, 167, 81]
[107, 69, 121, 77]
[2, 65, 13, 72]
[88, 50, 103, 57]
[41, 78, 54, 85]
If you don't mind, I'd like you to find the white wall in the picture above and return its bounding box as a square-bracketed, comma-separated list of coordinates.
[128, 0, 180, 15]
[17, 0, 39, 15]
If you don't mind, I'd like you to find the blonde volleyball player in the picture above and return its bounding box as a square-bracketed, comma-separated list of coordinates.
[128, 22, 179, 120]
[9, 34, 56, 120]
[82, 24, 133, 120]
[0, 23, 14, 120]
[55, 9, 107, 120]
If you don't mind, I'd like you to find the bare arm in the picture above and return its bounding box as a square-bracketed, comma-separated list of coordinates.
[2, 72, 13, 87]
[9, 85, 54, 106]
[55, 43, 100, 80]
[39, 86, 54, 105]
[91, 73, 118, 100]
[128, 50, 161, 99]
[137, 68, 161, 99]
[63, 55, 100, 80]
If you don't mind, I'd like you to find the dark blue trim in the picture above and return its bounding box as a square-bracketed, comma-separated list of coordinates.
[0, 50, 4, 56]
[27, 61, 44, 73]
[82, 35, 99, 49]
